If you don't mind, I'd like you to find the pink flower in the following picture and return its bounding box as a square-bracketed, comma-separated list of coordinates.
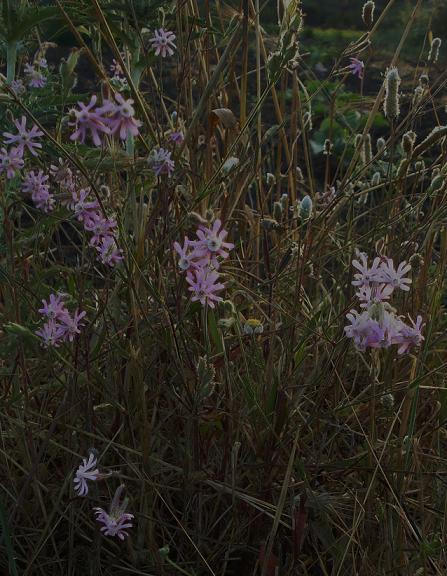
[173, 237, 202, 271]
[149, 147, 175, 177]
[68, 188, 99, 224]
[38, 293, 68, 320]
[74, 453, 100, 497]
[169, 130, 184, 145]
[0, 147, 24, 179]
[348, 57, 364, 79]
[149, 28, 177, 58]
[193, 219, 234, 267]
[36, 320, 66, 347]
[356, 283, 394, 307]
[3, 116, 44, 157]
[98, 93, 142, 140]
[24, 63, 47, 88]
[22, 170, 55, 212]
[380, 258, 412, 291]
[96, 236, 123, 267]
[69, 95, 111, 146]
[186, 267, 225, 308]
[50, 158, 74, 188]
[393, 315, 424, 354]
[344, 310, 386, 351]
[60, 309, 87, 342]
[10, 79, 26, 96]
[351, 253, 383, 287]
[94, 485, 134, 540]
[85, 214, 117, 246]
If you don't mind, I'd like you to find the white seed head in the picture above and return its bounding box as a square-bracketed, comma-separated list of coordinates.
[384, 67, 401, 120]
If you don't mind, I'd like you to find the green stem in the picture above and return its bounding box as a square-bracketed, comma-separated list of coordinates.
[7, 41, 18, 83]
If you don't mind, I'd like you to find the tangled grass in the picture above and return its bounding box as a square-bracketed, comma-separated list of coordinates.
[1, 0, 447, 574]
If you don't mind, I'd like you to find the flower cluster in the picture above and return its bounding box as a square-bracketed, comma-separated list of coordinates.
[22, 170, 54, 212]
[51, 161, 123, 267]
[73, 455, 133, 541]
[344, 253, 424, 354]
[0, 116, 43, 179]
[24, 58, 48, 88]
[69, 93, 141, 146]
[174, 219, 234, 308]
[36, 293, 86, 347]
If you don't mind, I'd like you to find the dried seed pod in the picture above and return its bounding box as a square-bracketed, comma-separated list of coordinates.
[383, 67, 401, 120]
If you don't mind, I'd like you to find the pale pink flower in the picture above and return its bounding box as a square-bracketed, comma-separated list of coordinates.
[149, 28, 177, 58]
[394, 315, 424, 354]
[73, 453, 100, 497]
[173, 237, 203, 271]
[98, 93, 142, 140]
[169, 130, 184, 145]
[69, 95, 110, 146]
[24, 63, 47, 88]
[380, 258, 412, 291]
[36, 320, 66, 347]
[186, 267, 225, 308]
[149, 147, 175, 177]
[68, 188, 99, 225]
[0, 147, 24, 179]
[344, 310, 385, 351]
[351, 253, 384, 287]
[96, 236, 123, 267]
[349, 57, 364, 79]
[3, 116, 44, 157]
[94, 485, 134, 540]
[38, 293, 68, 320]
[193, 219, 234, 267]
[60, 310, 87, 342]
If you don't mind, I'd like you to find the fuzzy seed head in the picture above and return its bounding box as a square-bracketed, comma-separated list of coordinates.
[299, 195, 313, 219]
[384, 67, 401, 120]
[428, 37, 441, 63]
[362, 1, 375, 28]
[402, 131, 416, 156]
[376, 137, 386, 154]
[371, 172, 381, 186]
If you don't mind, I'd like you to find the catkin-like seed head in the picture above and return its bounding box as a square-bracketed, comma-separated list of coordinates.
[376, 137, 386, 154]
[362, 1, 375, 28]
[412, 85, 424, 107]
[273, 201, 283, 221]
[371, 172, 381, 186]
[299, 195, 313, 219]
[402, 131, 416, 156]
[419, 74, 429, 87]
[428, 37, 441, 63]
[384, 67, 401, 120]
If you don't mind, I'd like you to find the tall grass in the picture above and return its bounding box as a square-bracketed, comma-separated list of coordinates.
[1, 0, 447, 574]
